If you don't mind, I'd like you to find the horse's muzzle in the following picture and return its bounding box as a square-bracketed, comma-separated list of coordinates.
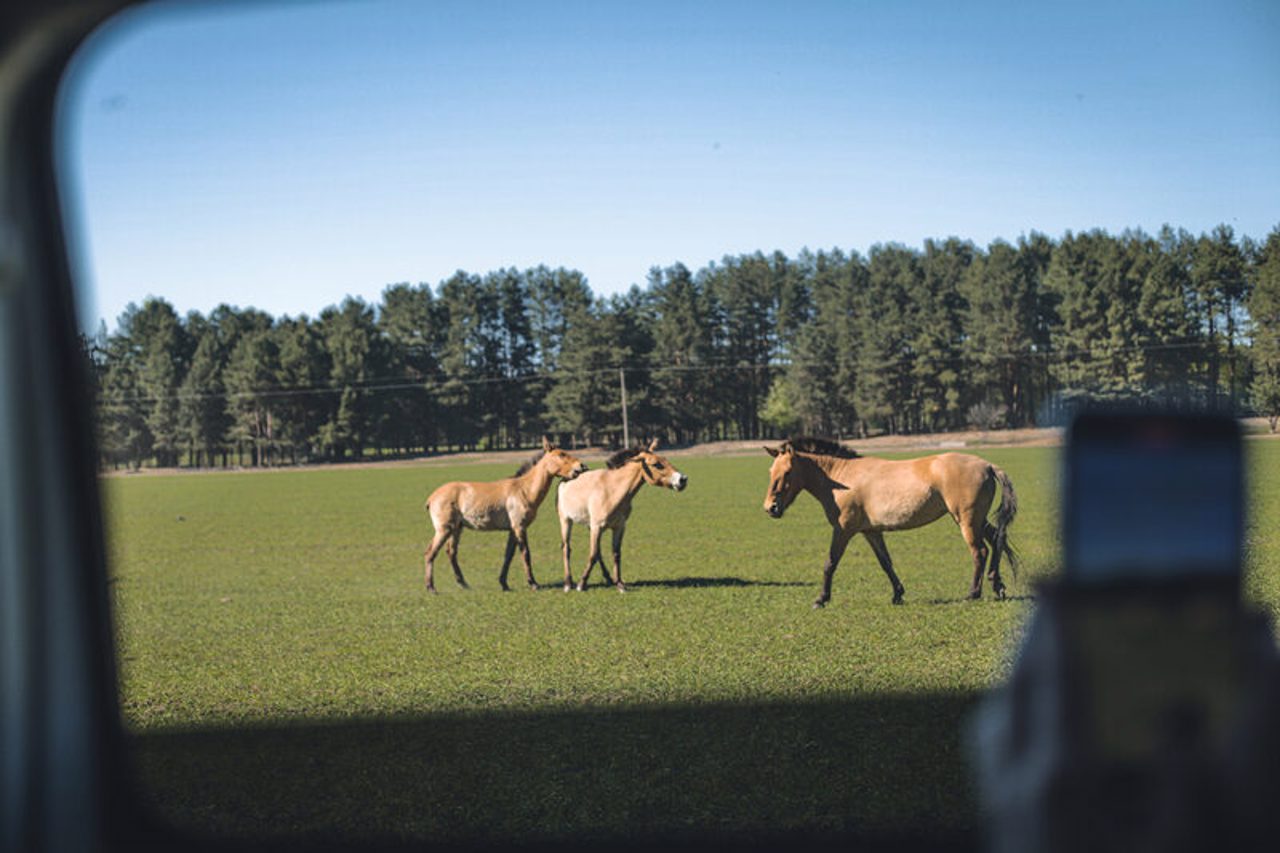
[673, 474, 688, 491]
[766, 502, 783, 519]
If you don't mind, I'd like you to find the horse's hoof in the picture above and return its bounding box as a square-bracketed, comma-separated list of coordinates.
[812, 599, 827, 610]
[616, 584, 627, 593]
[968, 590, 982, 601]
[563, 584, 572, 593]
[528, 583, 539, 592]
[425, 586, 438, 595]
[892, 593, 905, 605]
[994, 589, 1007, 601]
[575, 583, 586, 592]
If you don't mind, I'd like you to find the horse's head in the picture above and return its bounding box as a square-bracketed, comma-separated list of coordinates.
[610, 438, 688, 491]
[762, 442, 801, 518]
[541, 436, 588, 480]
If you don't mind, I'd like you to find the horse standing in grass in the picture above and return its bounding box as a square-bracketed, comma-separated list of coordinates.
[761, 437, 1018, 608]
[556, 439, 688, 592]
[423, 437, 587, 593]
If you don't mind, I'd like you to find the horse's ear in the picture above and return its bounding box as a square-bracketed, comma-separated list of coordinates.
[647, 437, 659, 452]
[542, 435, 552, 452]
[764, 445, 781, 458]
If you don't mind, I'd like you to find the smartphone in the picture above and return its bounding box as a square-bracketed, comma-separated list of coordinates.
[1061, 411, 1247, 765]
[1063, 410, 1244, 587]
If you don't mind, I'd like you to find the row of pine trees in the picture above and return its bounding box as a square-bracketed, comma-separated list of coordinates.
[87, 224, 1280, 469]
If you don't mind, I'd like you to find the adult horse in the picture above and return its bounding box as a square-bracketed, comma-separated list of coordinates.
[423, 437, 587, 593]
[556, 438, 688, 592]
[762, 437, 1018, 607]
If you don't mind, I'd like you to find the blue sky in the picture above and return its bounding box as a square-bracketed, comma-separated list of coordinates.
[60, 0, 1280, 331]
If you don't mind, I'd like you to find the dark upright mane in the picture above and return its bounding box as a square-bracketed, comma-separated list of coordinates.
[512, 449, 546, 477]
[787, 436, 860, 459]
[606, 447, 641, 469]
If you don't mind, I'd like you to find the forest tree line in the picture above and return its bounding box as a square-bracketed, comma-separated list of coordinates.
[87, 223, 1280, 469]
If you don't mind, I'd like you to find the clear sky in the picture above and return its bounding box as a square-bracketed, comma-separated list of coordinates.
[60, 0, 1280, 332]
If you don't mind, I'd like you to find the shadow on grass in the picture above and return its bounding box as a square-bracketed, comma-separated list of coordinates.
[926, 593, 1037, 606]
[623, 576, 811, 589]
[124, 692, 983, 853]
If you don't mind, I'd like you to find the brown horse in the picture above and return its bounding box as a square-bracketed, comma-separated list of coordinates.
[556, 438, 688, 592]
[423, 437, 587, 593]
[762, 437, 1018, 607]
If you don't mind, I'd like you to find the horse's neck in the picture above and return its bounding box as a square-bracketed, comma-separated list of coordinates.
[518, 463, 556, 506]
[800, 455, 844, 511]
[611, 464, 647, 504]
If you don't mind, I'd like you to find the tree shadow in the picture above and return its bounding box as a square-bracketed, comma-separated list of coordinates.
[124, 692, 983, 852]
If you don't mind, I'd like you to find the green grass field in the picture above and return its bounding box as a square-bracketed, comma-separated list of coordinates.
[103, 442, 1280, 846]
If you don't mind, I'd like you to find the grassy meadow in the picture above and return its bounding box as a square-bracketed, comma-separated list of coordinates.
[103, 441, 1280, 847]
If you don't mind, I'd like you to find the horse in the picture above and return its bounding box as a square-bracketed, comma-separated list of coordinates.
[556, 438, 688, 592]
[423, 437, 588, 593]
[761, 437, 1018, 608]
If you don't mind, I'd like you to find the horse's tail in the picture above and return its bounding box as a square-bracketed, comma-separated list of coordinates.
[987, 464, 1019, 582]
[423, 485, 445, 521]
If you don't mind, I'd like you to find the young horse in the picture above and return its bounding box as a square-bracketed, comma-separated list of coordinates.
[556, 438, 688, 592]
[423, 437, 587, 593]
[762, 437, 1018, 608]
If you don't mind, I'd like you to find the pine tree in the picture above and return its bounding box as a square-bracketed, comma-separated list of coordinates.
[914, 238, 974, 431]
[647, 263, 714, 443]
[963, 240, 1040, 425]
[379, 282, 441, 454]
[856, 244, 922, 433]
[1192, 224, 1249, 408]
[782, 249, 859, 436]
[274, 316, 329, 462]
[1250, 226, 1280, 431]
[223, 329, 279, 466]
[317, 297, 384, 459]
[180, 329, 229, 467]
[543, 297, 625, 445]
[122, 298, 190, 466]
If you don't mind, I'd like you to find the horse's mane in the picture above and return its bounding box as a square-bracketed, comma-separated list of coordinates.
[606, 447, 641, 469]
[787, 436, 860, 459]
[512, 449, 546, 477]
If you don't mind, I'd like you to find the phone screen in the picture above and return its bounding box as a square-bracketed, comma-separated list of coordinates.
[1064, 413, 1243, 584]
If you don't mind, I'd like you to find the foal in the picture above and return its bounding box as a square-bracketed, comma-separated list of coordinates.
[762, 437, 1018, 607]
[423, 437, 587, 592]
[556, 439, 688, 592]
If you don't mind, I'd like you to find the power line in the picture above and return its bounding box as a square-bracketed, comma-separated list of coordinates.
[94, 340, 1221, 407]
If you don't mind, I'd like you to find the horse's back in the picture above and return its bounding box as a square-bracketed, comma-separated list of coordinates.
[840, 453, 995, 530]
[426, 480, 513, 530]
[926, 452, 998, 491]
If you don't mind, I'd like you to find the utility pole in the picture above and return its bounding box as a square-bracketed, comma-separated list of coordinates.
[619, 368, 630, 447]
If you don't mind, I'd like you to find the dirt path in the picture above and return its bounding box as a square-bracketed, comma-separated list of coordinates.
[100, 425, 1065, 477]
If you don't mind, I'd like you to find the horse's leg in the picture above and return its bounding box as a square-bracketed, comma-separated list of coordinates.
[596, 527, 615, 587]
[498, 531, 518, 591]
[961, 518, 989, 600]
[594, 551, 615, 586]
[447, 528, 469, 590]
[982, 522, 1007, 599]
[515, 527, 539, 591]
[576, 524, 604, 591]
[424, 527, 450, 593]
[815, 527, 854, 609]
[610, 525, 626, 592]
[863, 530, 905, 605]
[560, 516, 574, 592]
